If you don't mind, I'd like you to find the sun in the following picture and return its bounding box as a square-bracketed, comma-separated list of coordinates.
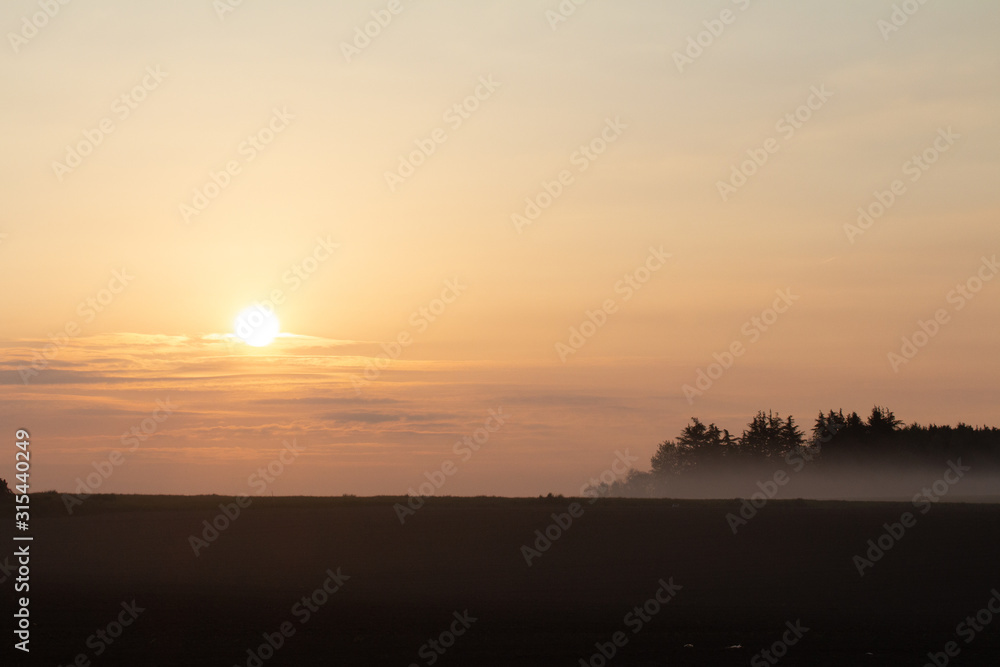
[234, 305, 280, 347]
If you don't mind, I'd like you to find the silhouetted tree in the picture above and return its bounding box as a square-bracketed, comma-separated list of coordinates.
[867, 405, 902, 437]
[813, 410, 847, 444]
[779, 415, 805, 453]
[650, 418, 735, 474]
[676, 418, 730, 460]
[816, 406, 906, 463]
[738, 411, 791, 460]
[650, 440, 688, 475]
[845, 411, 865, 432]
[0, 478, 12, 499]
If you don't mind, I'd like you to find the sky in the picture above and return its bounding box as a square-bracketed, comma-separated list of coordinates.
[1, 0, 998, 496]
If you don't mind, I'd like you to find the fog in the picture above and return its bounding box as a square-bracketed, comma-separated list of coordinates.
[603, 463, 1000, 503]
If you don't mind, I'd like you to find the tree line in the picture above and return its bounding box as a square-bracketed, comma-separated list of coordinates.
[597, 406, 1000, 495]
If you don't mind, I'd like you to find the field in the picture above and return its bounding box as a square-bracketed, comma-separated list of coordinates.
[4, 494, 1000, 666]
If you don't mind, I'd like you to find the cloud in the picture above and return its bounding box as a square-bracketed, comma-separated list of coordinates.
[320, 411, 458, 424]
[252, 396, 403, 406]
[322, 412, 401, 424]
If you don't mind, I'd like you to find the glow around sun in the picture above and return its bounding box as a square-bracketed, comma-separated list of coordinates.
[234, 305, 280, 347]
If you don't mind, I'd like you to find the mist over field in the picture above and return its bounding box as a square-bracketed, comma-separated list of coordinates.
[590, 407, 1000, 504]
[603, 462, 1000, 502]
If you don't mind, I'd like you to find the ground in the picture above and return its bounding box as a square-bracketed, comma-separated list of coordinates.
[2, 494, 999, 665]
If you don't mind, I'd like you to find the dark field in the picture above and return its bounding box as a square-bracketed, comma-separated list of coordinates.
[4, 495, 1000, 666]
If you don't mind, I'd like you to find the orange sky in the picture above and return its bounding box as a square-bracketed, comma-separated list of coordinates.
[1, 0, 998, 496]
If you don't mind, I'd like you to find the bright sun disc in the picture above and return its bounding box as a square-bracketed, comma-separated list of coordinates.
[235, 305, 280, 347]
